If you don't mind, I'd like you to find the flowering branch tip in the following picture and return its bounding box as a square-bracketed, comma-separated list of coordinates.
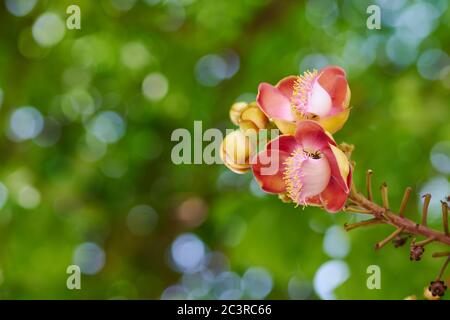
[222, 66, 450, 296]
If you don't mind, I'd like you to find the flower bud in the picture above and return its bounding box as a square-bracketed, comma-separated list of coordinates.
[229, 102, 268, 132]
[410, 244, 425, 261]
[428, 280, 447, 297]
[229, 102, 248, 125]
[220, 130, 255, 174]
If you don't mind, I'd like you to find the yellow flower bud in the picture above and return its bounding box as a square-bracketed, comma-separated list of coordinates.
[240, 103, 267, 129]
[229, 102, 268, 131]
[229, 102, 249, 126]
[220, 130, 255, 174]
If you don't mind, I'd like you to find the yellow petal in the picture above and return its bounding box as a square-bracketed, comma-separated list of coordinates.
[318, 109, 350, 134]
[240, 105, 268, 129]
[329, 144, 350, 182]
[272, 118, 296, 135]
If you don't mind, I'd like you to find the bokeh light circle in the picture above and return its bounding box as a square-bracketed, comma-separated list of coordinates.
[9, 106, 44, 141]
[32, 13, 66, 47]
[73, 242, 106, 275]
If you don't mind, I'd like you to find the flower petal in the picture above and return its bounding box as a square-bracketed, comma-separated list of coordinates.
[251, 135, 298, 194]
[305, 195, 322, 206]
[331, 76, 349, 109]
[318, 109, 350, 134]
[276, 76, 298, 98]
[317, 66, 349, 112]
[294, 120, 336, 151]
[319, 176, 348, 213]
[257, 83, 295, 121]
[291, 156, 331, 203]
[322, 145, 350, 194]
[317, 66, 346, 94]
[273, 119, 297, 135]
[266, 134, 297, 154]
[308, 81, 332, 117]
[252, 149, 290, 194]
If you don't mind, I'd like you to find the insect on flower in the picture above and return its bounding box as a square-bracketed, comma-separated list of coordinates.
[252, 120, 352, 213]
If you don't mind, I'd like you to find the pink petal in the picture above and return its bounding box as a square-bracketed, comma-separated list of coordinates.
[295, 156, 331, 203]
[307, 81, 332, 117]
[321, 147, 350, 194]
[294, 120, 336, 151]
[317, 66, 349, 113]
[256, 83, 295, 121]
[317, 66, 346, 94]
[266, 134, 297, 154]
[305, 195, 322, 206]
[251, 135, 298, 194]
[276, 76, 298, 98]
[252, 149, 290, 194]
[330, 75, 348, 111]
[319, 176, 349, 213]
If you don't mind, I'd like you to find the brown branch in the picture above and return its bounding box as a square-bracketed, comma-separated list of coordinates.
[349, 189, 450, 247]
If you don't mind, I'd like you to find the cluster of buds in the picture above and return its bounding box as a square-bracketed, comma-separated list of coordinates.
[221, 66, 353, 213]
[220, 102, 268, 174]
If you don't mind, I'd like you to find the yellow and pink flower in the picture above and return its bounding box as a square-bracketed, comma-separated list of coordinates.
[256, 66, 351, 134]
[252, 120, 352, 213]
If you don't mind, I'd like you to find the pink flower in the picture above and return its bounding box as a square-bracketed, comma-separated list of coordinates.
[256, 66, 351, 134]
[252, 120, 352, 213]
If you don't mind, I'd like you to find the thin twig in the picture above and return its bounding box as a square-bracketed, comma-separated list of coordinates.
[432, 252, 450, 258]
[415, 236, 435, 247]
[375, 227, 404, 250]
[399, 187, 412, 218]
[380, 183, 389, 209]
[442, 201, 449, 236]
[366, 170, 373, 201]
[344, 206, 372, 214]
[422, 194, 431, 227]
[436, 257, 450, 281]
[344, 218, 383, 231]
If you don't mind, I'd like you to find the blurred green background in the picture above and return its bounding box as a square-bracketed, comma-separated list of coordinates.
[0, 0, 449, 300]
